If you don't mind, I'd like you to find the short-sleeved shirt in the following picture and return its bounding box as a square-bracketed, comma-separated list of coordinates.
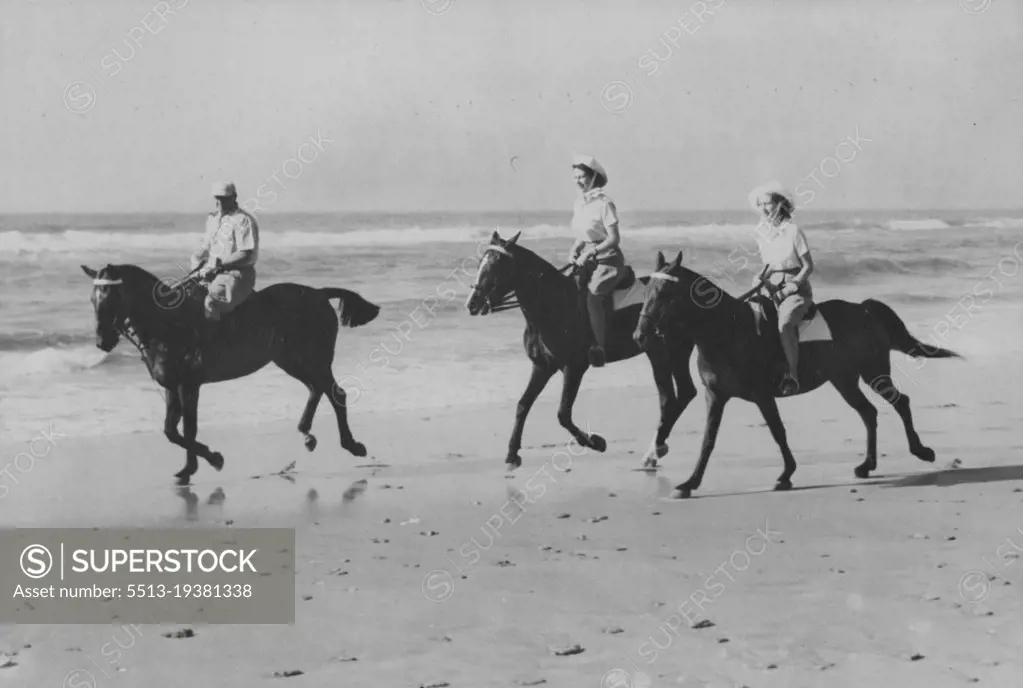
[571, 188, 622, 260]
[202, 209, 259, 268]
[757, 221, 809, 286]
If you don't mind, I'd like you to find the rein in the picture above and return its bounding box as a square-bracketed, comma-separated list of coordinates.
[468, 244, 580, 313]
[93, 264, 205, 361]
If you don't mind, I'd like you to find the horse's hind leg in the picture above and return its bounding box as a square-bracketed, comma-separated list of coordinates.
[273, 357, 326, 452]
[830, 372, 879, 478]
[861, 360, 935, 464]
[324, 374, 367, 458]
[557, 362, 605, 452]
[297, 382, 323, 451]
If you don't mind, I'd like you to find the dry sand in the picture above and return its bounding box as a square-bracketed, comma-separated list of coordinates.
[1, 351, 1022, 688]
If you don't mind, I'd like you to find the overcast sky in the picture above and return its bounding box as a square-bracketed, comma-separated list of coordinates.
[2, 0, 1020, 213]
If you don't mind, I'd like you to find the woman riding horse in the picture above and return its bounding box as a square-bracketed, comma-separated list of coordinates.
[568, 154, 626, 367]
[749, 182, 815, 395]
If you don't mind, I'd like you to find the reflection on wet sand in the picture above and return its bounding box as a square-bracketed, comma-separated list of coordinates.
[174, 486, 226, 522]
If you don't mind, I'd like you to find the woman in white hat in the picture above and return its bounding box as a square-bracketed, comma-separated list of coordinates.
[749, 181, 815, 395]
[569, 154, 626, 367]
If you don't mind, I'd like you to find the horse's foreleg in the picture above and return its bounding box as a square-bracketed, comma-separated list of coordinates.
[753, 393, 797, 491]
[642, 341, 697, 469]
[556, 362, 606, 452]
[674, 389, 729, 498]
[174, 384, 201, 486]
[831, 373, 879, 478]
[507, 363, 556, 469]
[163, 386, 224, 475]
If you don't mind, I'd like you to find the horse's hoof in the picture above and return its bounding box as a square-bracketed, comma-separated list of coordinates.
[506, 454, 522, 470]
[343, 440, 367, 458]
[774, 479, 793, 491]
[174, 473, 191, 486]
[304, 434, 317, 452]
[642, 444, 668, 468]
[588, 434, 607, 453]
[671, 487, 692, 499]
[915, 446, 936, 463]
[208, 452, 224, 471]
[854, 464, 871, 479]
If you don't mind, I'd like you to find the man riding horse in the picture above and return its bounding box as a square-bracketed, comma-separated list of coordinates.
[190, 181, 259, 323]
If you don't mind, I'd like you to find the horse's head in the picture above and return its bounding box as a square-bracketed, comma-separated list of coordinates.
[466, 230, 521, 316]
[81, 264, 132, 352]
[634, 250, 721, 349]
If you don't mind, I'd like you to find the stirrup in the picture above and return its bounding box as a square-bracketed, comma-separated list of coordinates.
[779, 374, 800, 396]
[588, 345, 607, 368]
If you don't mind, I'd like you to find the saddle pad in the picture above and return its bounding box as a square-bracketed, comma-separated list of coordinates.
[612, 277, 650, 311]
[798, 310, 832, 342]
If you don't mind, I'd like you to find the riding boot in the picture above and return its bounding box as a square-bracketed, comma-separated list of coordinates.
[189, 300, 220, 368]
[779, 325, 800, 395]
[587, 293, 608, 367]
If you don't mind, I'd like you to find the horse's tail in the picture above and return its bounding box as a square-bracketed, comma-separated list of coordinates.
[319, 288, 380, 328]
[863, 299, 961, 359]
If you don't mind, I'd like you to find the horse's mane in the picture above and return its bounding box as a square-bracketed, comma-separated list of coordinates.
[108, 263, 208, 325]
[504, 242, 576, 299]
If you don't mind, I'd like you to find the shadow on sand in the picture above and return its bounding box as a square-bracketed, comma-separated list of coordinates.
[651, 464, 1023, 501]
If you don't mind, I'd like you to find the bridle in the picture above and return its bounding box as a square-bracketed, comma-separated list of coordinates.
[636, 270, 679, 336]
[467, 244, 523, 313]
[93, 276, 149, 357]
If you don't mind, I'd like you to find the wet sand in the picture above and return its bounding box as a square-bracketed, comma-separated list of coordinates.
[2, 353, 1022, 688]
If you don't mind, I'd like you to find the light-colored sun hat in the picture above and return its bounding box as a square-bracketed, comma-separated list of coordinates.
[572, 154, 608, 187]
[748, 180, 794, 212]
[211, 181, 237, 198]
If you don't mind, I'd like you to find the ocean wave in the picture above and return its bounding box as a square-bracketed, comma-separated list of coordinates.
[0, 222, 809, 257]
[0, 331, 96, 352]
[969, 217, 1023, 230]
[0, 346, 111, 381]
[883, 219, 952, 232]
[816, 255, 974, 283]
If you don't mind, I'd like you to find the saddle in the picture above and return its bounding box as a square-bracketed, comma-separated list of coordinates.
[750, 293, 818, 339]
[574, 263, 637, 303]
[182, 281, 261, 367]
[750, 292, 829, 388]
[572, 262, 634, 354]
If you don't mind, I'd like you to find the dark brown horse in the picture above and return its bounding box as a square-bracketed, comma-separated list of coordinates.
[632, 251, 961, 498]
[81, 263, 380, 485]
[464, 231, 697, 469]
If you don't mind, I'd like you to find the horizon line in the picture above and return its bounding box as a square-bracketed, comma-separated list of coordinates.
[2, 207, 1022, 216]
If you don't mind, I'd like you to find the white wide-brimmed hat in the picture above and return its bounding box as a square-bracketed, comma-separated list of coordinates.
[572, 154, 608, 187]
[211, 181, 237, 198]
[748, 180, 794, 212]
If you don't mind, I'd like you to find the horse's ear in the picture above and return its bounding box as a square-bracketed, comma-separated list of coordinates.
[490, 230, 501, 244]
[672, 251, 683, 267]
[81, 265, 98, 279]
[507, 231, 521, 246]
[655, 251, 666, 269]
